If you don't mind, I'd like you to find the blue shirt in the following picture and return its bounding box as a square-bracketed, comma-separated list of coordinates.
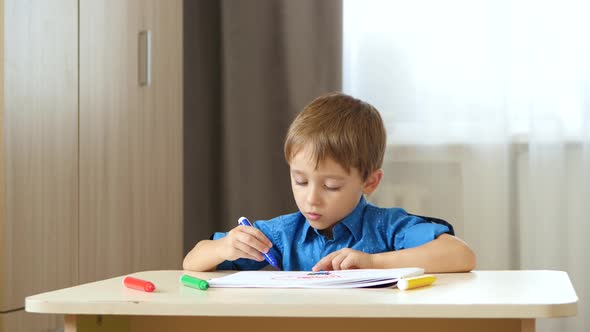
[212, 196, 451, 271]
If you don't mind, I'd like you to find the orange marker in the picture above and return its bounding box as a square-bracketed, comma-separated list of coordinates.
[123, 276, 156, 292]
[397, 275, 436, 290]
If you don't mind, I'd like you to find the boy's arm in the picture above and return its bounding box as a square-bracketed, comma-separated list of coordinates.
[183, 226, 273, 272]
[372, 234, 476, 273]
[312, 234, 476, 273]
[183, 239, 226, 272]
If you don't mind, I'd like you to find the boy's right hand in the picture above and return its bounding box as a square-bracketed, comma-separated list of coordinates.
[218, 225, 272, 262]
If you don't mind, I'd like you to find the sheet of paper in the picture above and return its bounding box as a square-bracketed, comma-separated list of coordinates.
[208, 267, 424, 289]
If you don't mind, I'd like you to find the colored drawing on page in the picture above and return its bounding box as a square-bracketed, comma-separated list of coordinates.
[271, 271, 341, 280]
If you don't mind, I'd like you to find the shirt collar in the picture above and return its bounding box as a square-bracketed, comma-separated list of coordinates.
[302, 196, 367, 242]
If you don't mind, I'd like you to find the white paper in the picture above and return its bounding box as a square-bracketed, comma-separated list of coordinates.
[208, 268, 424, 289]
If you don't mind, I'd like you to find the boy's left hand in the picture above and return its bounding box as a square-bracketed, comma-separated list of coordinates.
[312, 248, 374, 272]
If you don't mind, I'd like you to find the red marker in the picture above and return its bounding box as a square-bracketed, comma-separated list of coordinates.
[123, 276, 156, 292]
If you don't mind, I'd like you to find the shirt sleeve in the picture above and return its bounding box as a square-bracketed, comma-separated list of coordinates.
[391, 213, 451, 250]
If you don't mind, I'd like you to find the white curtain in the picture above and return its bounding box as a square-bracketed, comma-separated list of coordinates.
[343, 1, 589, 331]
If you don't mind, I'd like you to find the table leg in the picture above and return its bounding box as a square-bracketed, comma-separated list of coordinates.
[522, 319, 535, 332]
[64, 315, 77, 332]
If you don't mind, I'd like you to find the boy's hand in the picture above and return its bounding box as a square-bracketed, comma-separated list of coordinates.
[218, 226, 272, 262]
[312, 248, 374, 271]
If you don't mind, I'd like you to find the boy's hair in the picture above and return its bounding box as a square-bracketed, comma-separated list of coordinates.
[284, 92, 386, 180]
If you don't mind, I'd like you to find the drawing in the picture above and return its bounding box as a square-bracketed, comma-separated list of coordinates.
[271, 271, 341, 280]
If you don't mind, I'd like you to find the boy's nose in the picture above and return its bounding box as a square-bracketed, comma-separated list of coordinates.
[306, 187, 321, 205]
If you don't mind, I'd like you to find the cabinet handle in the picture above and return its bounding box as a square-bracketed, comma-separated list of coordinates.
[138, 30, 151, 86]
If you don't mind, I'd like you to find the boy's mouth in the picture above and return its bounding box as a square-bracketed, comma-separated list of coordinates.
[306, 212, 321, 221]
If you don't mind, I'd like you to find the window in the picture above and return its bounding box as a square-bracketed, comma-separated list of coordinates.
[343, 0, 590, 144]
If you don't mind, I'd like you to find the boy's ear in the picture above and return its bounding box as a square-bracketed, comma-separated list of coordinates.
[363, 169, 383, 195]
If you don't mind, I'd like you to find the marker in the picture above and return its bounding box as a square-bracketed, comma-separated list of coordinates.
[180, 274, 209, 290]
[238, 216, 280, 270]
[397, 275, 436, 290]
[123, 276, 156, 292]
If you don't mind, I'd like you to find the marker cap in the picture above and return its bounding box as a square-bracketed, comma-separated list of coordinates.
[397, 275, 436, 290]
[123, 276, 156, 292]
[180, 274, 209, 290]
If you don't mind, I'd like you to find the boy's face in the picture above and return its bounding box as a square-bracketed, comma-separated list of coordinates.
[289, 145, 367, 233]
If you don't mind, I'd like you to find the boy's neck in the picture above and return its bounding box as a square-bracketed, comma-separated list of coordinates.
[318, 228, 334, 240]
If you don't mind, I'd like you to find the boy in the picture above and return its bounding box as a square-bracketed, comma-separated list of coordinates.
[183, 93, 476, 272]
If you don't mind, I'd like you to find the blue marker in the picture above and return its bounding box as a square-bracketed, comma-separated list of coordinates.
[238, 216, 280, 270]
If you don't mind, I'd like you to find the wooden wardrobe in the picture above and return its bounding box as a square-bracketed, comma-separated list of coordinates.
[0, 1, 183, 331]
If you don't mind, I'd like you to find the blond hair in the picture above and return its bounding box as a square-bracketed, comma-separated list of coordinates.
[284, 92, 386, 180]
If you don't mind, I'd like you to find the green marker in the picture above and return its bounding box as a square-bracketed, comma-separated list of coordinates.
[180, 274, 209, 290]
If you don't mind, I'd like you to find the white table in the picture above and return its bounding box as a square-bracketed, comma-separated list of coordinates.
[25, 270, 578, 332]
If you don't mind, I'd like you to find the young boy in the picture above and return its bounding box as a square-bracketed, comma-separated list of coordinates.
[183, 93, 476, 272]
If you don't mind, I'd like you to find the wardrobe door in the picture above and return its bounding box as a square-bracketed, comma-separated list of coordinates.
[0, 311, 63, 332]
[1, 0, 78, 320]
[79, 0, 183, 283]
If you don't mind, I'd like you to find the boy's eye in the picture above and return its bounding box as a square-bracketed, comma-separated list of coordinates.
[324, 185, 341, 191]
[295, 180, 307, 186]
